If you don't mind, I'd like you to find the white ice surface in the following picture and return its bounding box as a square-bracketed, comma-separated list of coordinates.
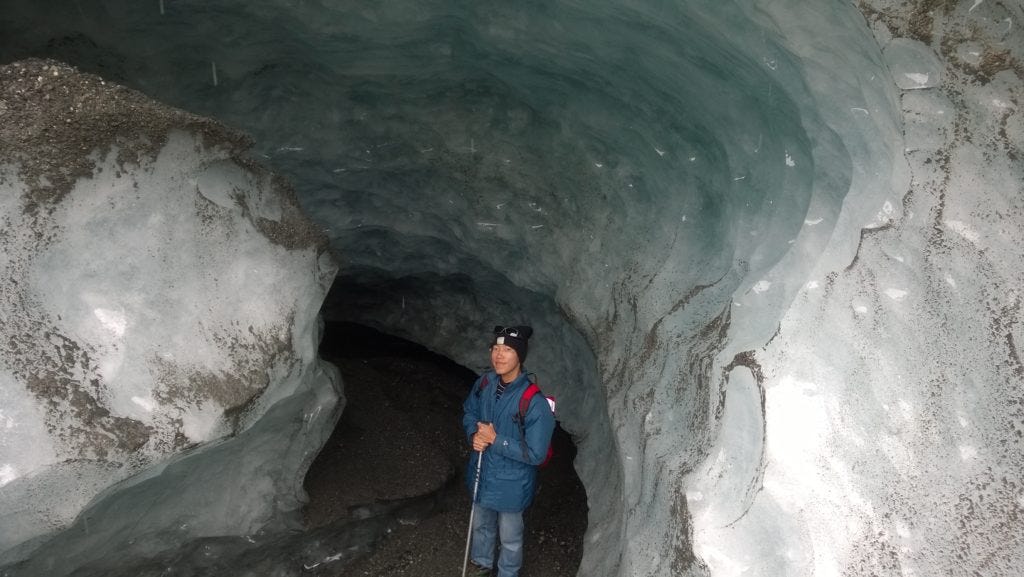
[689, 4, 1024, 574]
[0, 130, 340, 566]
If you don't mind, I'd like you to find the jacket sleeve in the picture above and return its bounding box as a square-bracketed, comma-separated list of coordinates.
[490, 393, 555, 465]
[462, 375, 485, 445]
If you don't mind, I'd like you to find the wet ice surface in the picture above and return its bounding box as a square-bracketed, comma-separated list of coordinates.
[9, 497, 440, 577]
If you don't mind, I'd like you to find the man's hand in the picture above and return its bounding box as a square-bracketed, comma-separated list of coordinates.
[472, 421, 496, 452]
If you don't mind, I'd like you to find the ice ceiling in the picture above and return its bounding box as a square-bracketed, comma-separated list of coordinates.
[1, 0, 1022, 575]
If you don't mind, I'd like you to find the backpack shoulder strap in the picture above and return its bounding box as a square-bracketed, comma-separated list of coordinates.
[516, 381, 540, 462]
[516, 380, 554, 466]
[519, 382, 541, 418]
[476, 373, 489, 396]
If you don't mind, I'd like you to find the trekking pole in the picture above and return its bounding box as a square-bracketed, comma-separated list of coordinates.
[461, 448, 484, 577]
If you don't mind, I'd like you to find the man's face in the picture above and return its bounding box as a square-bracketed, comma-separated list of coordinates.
[490, 343, 521, 381]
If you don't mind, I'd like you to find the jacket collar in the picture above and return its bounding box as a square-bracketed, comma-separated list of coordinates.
[484, 371, 530, 419]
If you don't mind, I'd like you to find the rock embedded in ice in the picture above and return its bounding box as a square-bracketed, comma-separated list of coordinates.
[0, 59, 341, 570]
[884, 38, 943, 90]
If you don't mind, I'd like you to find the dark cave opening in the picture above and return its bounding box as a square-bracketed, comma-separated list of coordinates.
[303, 322, 587, 576]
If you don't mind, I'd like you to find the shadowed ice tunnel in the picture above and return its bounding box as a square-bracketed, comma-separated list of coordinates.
[1, 0, 1022, 576]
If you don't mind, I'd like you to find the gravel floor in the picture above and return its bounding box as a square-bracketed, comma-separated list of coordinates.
[303, 323, 587, 577]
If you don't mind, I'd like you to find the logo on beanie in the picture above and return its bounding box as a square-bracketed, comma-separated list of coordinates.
[491, 325, 533, 363]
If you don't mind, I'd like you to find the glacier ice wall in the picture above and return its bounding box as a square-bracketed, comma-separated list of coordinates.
[0, 60, 341, 572]
[1, 0, 1022, 575]
[687, 4, 1024, 576]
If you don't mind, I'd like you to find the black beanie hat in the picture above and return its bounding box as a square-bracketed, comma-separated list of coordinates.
[491, 325, 533, 363]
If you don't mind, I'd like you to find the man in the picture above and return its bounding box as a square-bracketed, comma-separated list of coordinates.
[462, 325, 556, 577]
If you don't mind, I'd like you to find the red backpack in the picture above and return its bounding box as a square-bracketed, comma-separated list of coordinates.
[519, 382, 555, 467]
[477, 375, 556, 466]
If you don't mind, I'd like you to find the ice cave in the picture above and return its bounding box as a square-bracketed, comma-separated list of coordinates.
[1, 0, 1022, 575]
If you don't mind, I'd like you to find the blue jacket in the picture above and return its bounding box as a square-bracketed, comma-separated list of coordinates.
[462, 371, 556, 512]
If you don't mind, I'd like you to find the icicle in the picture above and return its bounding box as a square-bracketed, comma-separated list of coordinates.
[211, 61, 218, 86]
[159, 0, 164, 15]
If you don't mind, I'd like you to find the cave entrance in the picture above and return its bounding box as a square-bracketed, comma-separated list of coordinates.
[303, 321, 587, 576]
